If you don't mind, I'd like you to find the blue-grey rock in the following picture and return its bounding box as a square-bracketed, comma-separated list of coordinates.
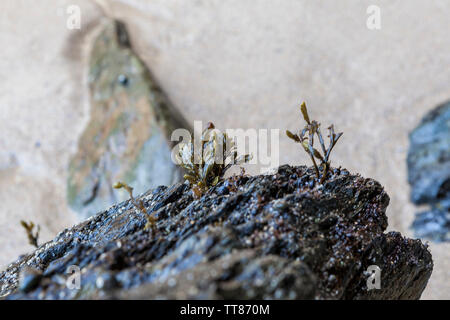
[411, 200, 450, 242]
[407, 101, 450, 242]
[407, 101, 450, 204]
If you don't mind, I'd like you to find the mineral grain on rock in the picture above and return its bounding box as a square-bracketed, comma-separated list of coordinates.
[408, 101, 450, 242]
[67, 20, 190, 219]
[1, 165, 432, 299]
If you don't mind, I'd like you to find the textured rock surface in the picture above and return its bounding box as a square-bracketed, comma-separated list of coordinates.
[408, 102, 450, 205]
[1, 1, 449, 299]
[0, 165, 433, 299]
[408, 102, 450, 242]
[411, 202, 450, 242]
[67, 20, 190, 219]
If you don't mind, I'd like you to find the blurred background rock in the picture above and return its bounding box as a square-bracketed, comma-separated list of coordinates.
[0, 0, 448, 298]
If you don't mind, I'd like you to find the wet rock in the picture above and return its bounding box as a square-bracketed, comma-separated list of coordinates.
[18, 266, 42, 293]
[115, 250, 317, 300]
[407, 101, 450, 241]
[0, 165, 433, 299]
[67, 20, 191, 219]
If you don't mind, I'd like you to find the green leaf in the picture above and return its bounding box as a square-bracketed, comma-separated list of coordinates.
[183, 174, 197, 184]
[20, 220, 29, 229]
[286, 130, 300, 142]
[301, 140, 310, 152]
[312, 148, 323, 161]
[300, 102, 310, 124]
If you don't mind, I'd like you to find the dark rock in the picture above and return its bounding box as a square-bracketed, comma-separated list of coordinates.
[407, 101, 450, 241]
[0, 165, 433, 299]
[18, 266, 42, 294]
[114, 250, 317, 300]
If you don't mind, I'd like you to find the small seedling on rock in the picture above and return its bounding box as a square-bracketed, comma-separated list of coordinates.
[286, 102, 343, 183]
[113, 181, 156, 230]
[176, 122, 251, 198]
[20, 220, 40, 248]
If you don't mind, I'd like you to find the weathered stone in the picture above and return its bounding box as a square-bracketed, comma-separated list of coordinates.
[67, 20, 191, 219]
[407, 101, 450, 204]
[0, 165, 433, 299]
[411, 200, 450, 242]
[407, 101, 450, 241]
[17, 266, 42, 294]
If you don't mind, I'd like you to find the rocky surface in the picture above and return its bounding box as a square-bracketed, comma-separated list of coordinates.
[408, 101, 450, 242]
[412, 201, 450, 242]
[1, 1, 449, 298]
[0, 165, 433, 299]
[67, 20, 190, 219]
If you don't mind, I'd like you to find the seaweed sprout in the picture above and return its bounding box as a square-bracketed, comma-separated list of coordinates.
[113, 181, 156, 230]
[20, 220, 40, 248]
[176, 122, 251, 198]
[286, 102, 343, 183]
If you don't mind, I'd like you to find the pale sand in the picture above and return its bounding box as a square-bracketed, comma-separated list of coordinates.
[0, 0, 448, 298]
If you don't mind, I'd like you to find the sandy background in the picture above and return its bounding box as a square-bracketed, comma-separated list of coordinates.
[0, 0, 448, 299]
